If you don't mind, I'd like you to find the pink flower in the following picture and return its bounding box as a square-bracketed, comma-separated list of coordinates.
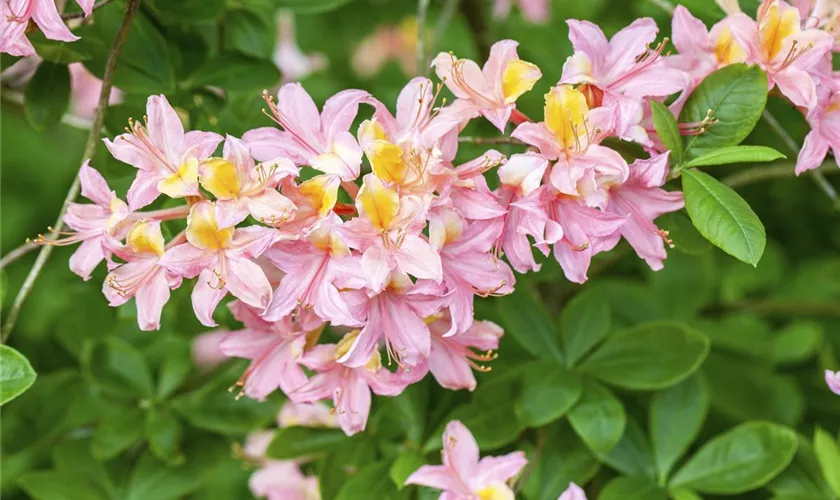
[219, 301, 313, 400]
[796, 87, 840, 174]
[560, 18, 688, 142]
[493, 0, 550, 24]
[262, 213, 359, 326]
[102, 220, 180, 331]
[427, 313, 503, 391]
[405, 420, 527, 498]
[352, 18, 419, 78]
[199, 134, 298, 228]
[249, 461, 319, 500]
[559, 483, 587, 500]
[438, 150, 508, 221]
[104, 95, 223, 210]
[669, 5, 748, 87]
[728, 0, 834, 109]
[826, 369, 840, 395]
[290, 333, 427, 436]
[1, 0, 94, 56]
[432, 40, 542, 131]
[273, 12, 327, 83]
[243, 84, 371, 182]
[191, 331, 229, 371]
[159, 201, 277, 326]
[47, 161, 130, 281]
[68, 63, 123, 124]
[277, 401, 338, 428]
[603, 153, 684, 270]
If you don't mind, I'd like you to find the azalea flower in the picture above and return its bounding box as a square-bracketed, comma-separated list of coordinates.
[559, 483, 588, 500]
[432, 40, 542, 131]
[493, 0, 550, 24]
[427, 312, 504, 391]
[1, 0, 94, 56]
[728, 0, 834, 109]
[669, 5, 748, 87]
[405, 420, 528, 499]
[603, 153, 684, 270]
[102, 220, 180, 331]
[290, 332, 427, 435]
[104, 95, 223, 210]
[198, 134, 298, 228]
[41, 161, 130, 280]
[277, 401, 338, 428]
[160, 201, 277, 326]
[243, 83, 371, 182]
[250, 461, 320, 500]
[438, 150, 508, 221]
[796, 87, 840, 173]
[826, 369, 840, 395]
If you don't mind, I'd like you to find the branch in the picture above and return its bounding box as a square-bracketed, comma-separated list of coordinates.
[722, 161, 838, 188]
[2, 0, 142, 343]
[416, 0, 431, 76]
[61, 0, 115, 20]
[0, 241, 37, 269]
[458, 136, 526, 145]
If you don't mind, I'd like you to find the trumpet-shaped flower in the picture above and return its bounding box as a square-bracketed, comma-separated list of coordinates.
[603, 153, 684, 270]
[199, 135, 298, 228]
[45, 161, 130, 280]
[277, 401, 338, 428]
[439, 150, 508, 221]
[432, 40, 542, 131]
[291, 332, 427, 435]
[249, 461, 319, 500]
[102, 220, 180, 331]
[104, 95, 223, 210]
[427, 313, 504, 391]
[796, 87, 840, 173]
[160, 201, 277, 326]
[243, 84, 371, 181]
[1, 0, 95, 56]
[405, 420, 528, 499]
[728, 0, 834, 109]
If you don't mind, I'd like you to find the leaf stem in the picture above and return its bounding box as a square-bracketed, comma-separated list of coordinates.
[0, 242, 37, 269]
[61, 0, 116, 20]
[722, 161, 837, 188]
[416, 0, 431, 76]
[1, 0, 142, 343]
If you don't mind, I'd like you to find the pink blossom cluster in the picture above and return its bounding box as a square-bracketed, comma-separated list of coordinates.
[44, 0, 840, 439]
[0, 0, 93, 56]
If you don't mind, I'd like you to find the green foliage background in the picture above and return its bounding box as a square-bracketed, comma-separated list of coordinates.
[2, 0, 840, 499]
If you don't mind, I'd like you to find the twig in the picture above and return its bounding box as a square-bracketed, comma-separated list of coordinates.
[0, 242, 37, 269]
[460, 0, 491, 61]
[61, 0, 115, 20]
[458, 136, 526, 145]
[722, 161, 838, 188]
[2, 0, 142, 343]
[416, 0, 431, 76]
[761, 110, 839, 204]
[646, 0, 675, 14]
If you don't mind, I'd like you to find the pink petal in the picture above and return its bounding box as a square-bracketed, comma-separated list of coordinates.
[566, 20, 609, 65]
[146, 95, 186, 166]
[126, 167, 163, 211]
[135, 268, 170, 331]
[70, 237, 105, 281]
[442, 420, 480, 480]
[78, 161, 114, 207]
[405, 465, 461, 492]
[32, 0, 77, 42]
[230, 226, 278, 259]
[476, 451, 528, 485]
[245, 189, 296, 226]
[335, 373, 371, 436]
[773, 67, 817, 110]
[191, 268, 228, 327]
[159, 243, 214, 278]
[511, 122, 562, 160]
[396, 77, 436, 131]
[224, 255, 273, 311]
[796, 129, 830, 175]
[242, 127, 308, 164]
[605, 18, 658, 77]
[394, 235, 443, 283]
[559, 482, 588, 500]
[483, 39, 520, 90]
[671, 5, 710, 55]
[276, 83, 323, 147]
[184, 130, 223, 159]
[320, 89, 371, 142]
[429, 335, 477, 391]
[75, 0, 94, 16]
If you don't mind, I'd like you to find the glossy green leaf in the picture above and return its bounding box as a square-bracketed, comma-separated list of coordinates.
[147, 0, 226, 23]
[124, 451, 209, 500]
[522, 424, 601, 500]
[683, 146, 785, 168]
[82, 337, 154, 398]
[670, 421, 798, 494]
[0, 345, 37, 405]
[771, 321, 824, 366]
[320, 437, 377, 500]
[599, 476, 668, 500]
[91, 406, 145, 460]
[680, 64, 768, 157]
[156, 339, 193, 400]
[657, 211, 712, 256]
[682, 169, 766, 266]
[568, 379, 626, 456]
[560, 289, 611, 367]
[603, 416, 656, 478]
[651, 100, 683, 166]
[813, 428, 840, 497]
[267, 427, 349, 460]
[769, 435, 834, 498]
[146, 407, 184, 466]
[495, 287, 563, 362]
[25, 62, 70, 131]
[226, 9, 275, 59]
[18, 471, 107, 500]
[29, 34, 91, 63]
[579, 321, 710, 391]
[187, 54, 280, 93]
[515, 361, 582, 427]
[335, 461, 401, 500]
[423, 389, 524, 452]
[389, 451, 426, 490]
[650, 373, 709, 482]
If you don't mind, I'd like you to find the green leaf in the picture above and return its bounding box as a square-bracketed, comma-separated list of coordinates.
[599, 476, 668, 500]
[0, 345, 37, 405]
[91, 406, 145, 460]
[560, 289, 611, 367]
[683, 146, 785, 168]
[682, 168, 766, 266]
[389, 451, 426, 490]
[124, 451, 209, 500]
[320, 437, 377, 500]
[52, 439, 114, 498]
[650, 373, 709, 483]
[769, 435, 834, 498]
[29, 34, 91, 63]
[156, 339, 193, 400]
[495, 287, 563, 362]
[25, 62, 70, 131]
[579, 321, 710, 391]
[669, 488, 704, 500]
[226, 9, 275, 59]
[514, 361, 582, 427]
[147, 0, 226, 23]
[567, 379, 626, 456]
[680, 64, 768, 157]
[187, 54, 280, 93]
[670, 421, 798, 494]
[813, 428, 840, 497]
[18, 471, 108, 500]
[522, 424, 601, 500]
[267, 427, 349, 460]
[657, 211, 712, 256]
[771, 321, 824, 366]
[603, 416, 656, 479]
[82, 337, 154, 398]
[651, 100, 684, 166]
[146, 407, 184, 466]
[335, 461, 401, 500]
[275, 0, 358, 14]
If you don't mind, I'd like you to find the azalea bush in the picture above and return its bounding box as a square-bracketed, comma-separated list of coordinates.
[2, 0, 840, 498]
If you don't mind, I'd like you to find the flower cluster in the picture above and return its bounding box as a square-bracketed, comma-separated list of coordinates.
[0, 0, 93, 56]
[43, 0, 840, 443]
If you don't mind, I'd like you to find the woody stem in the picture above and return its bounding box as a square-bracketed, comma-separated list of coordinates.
[458, 136, 527, 145]
[2, 0, 142, 343]
[61, 0, 116, 20]
[416, 0, 431, 75]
